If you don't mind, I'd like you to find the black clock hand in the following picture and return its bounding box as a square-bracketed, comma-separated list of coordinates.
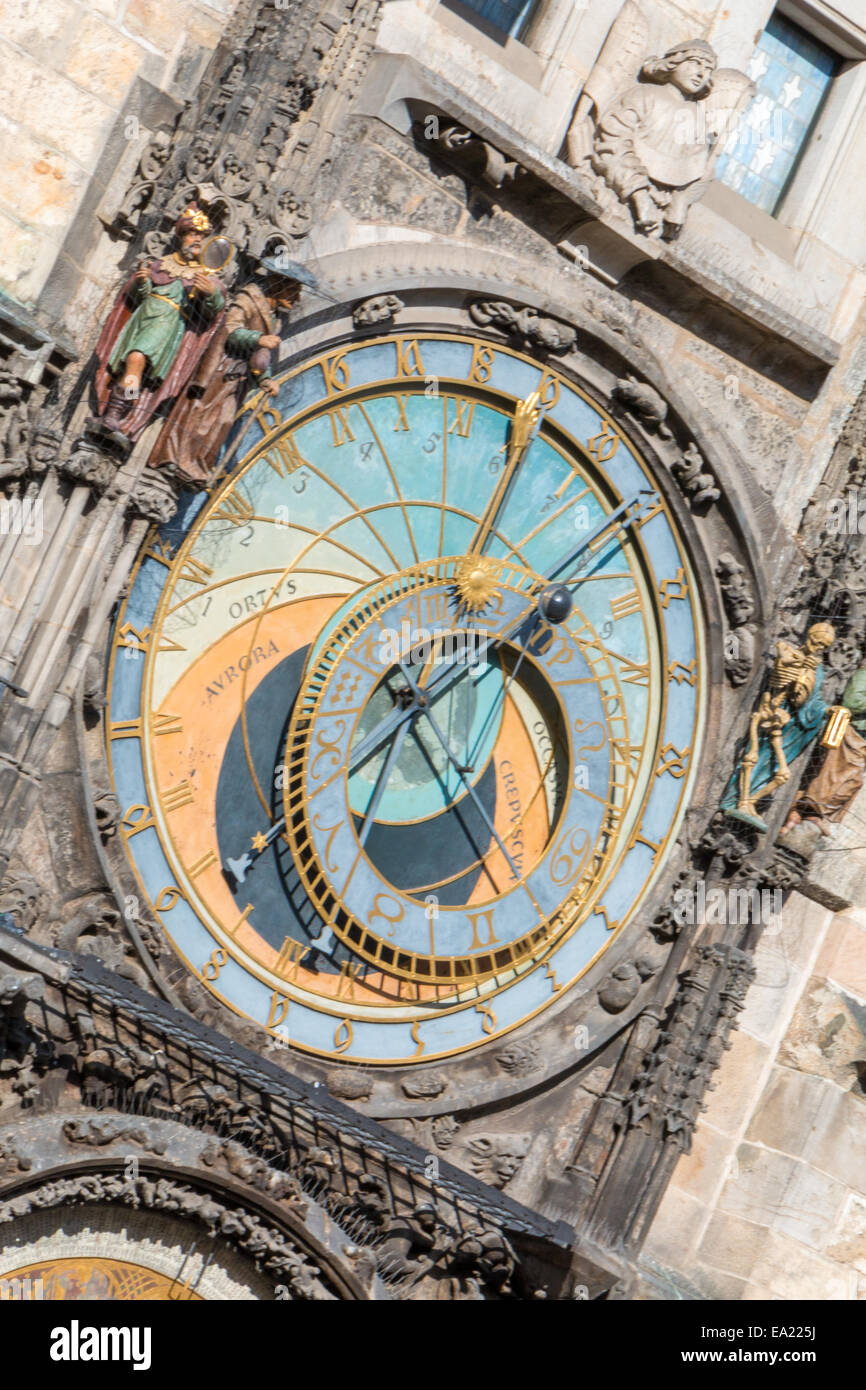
[349, 494, 657, 772]
[357, 717, 412, 845]
[230, 489, 659, 879]
[395, 658, 522, 882]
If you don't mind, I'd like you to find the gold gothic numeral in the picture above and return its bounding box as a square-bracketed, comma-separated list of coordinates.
[121, 804, 153, 839]
[322, 352, 351, 394]
[659, 569, 689, 608]
[118, 622, 150, 652]
[155, 885, 184, 912]
[410, 1021, 425, 1057]
[668, 659, 697, 686]
[475, 1002, 497, 1035]
[396, 338, 425, 378]
[266, 991, 289, 1031]
[469, 342, 496, 384]
[656, 744, 690, 779]
[586, 419, 619, 463]
[537, 371, 560, 408]
[201, 947, 228, 982]
[334, 1019, 354, 1053]
[635, 495, 664, 528]
[143, 537, 175, 567]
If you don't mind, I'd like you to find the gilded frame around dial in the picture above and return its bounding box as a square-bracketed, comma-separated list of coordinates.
[105, 332, 705, 1065]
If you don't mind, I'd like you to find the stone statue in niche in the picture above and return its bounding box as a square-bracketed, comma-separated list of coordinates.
[722, 623, 836, 832]
[148, 256, 317, 486]
[783, 666, 866, 836]
[565, 1, 754, 239]
[88, 205, 227, 448]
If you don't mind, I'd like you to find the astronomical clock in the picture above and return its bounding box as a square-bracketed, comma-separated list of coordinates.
[106, 330, 704, 1069]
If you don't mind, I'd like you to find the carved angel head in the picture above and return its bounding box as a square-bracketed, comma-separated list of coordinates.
[641, 39, 718, 99]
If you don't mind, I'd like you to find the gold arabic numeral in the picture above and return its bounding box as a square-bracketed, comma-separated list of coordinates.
[118, 621, 150, 654]
[668, 658, 697, 686]
[177, 557, 213, 588]
[153, 712, 184, 737]
[659, 569, 689, 608]
[228, 903, 254, 938]
[410, 1020, 425, 1058]
[212, 489, 254, 526]
[474, 1001, 497, 1035]
[162, 779, 195, 813]
[121, 803, 154, 839]
[609, 590, 642, 622]
[188, 849, 218, 878]
[368, 893, 405, 938]
[328, 405, 356, 447]
[393, 392, 411, 432]
[201, 947, 228, 982]
[467, 909, 498, 951]
[266, 991, 289, 1031]
[155, 885, 185, 912]
[334, 1019, 354, 1054]
[322, 351, 351, 395]
[274, 937, 311, 982]
[586, 419, 620, 463]
[268, 432, 309, 478]
[396, 338, 425, 378]
[446, 396, 475, 438]
[469, 342, 496, 384]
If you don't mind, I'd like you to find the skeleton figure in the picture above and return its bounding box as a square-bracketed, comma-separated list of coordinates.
[728, 623, 835, 830]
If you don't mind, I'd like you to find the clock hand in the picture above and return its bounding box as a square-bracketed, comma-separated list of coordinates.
[224, 818, 285, 885]
[466, 390, 545, 558]
[395, 658, 522, 882]
[357, 717, 412, 845]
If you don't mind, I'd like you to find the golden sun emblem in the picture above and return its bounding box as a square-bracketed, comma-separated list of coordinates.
[454, 554, 501, 613]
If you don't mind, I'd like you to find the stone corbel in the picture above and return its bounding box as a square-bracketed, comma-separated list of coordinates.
[434, 124, 527, 191]
[468, 299, 576, 354]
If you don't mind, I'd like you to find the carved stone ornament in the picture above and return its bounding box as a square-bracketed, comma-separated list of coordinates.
[564, 3, 754, 239]
[353, 294, 404, 328]
[0, 1172, 337, 1299]
[468, 299, 576, 354]
[672, 442, 720, 511]
[612, 375, 672, 436]
[597, 957, 657, 1014]
[717, 552, 757, 687]
[464, 1134, 530, 1190]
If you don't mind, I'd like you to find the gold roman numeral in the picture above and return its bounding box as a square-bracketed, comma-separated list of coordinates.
[447, 397, 475, 437]
[162, 780, 195, 813]
[177, 557, 213, 588]
[267, 433, 309, 477]
[212, 490, 254, 525]
[609, 590, 642, 622]
[328, 406, 355, 446]
[393, 393, 411, 431]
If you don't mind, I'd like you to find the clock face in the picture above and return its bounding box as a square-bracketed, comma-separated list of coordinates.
[107, 332, 704, 1064]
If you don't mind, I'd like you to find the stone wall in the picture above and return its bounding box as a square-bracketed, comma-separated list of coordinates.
[642, 826, 866, 1299]
[0, 0, 240, 312]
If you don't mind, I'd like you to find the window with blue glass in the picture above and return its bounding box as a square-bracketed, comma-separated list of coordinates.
[452, 0, 536, 40]
[715, 11, 838, 214]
